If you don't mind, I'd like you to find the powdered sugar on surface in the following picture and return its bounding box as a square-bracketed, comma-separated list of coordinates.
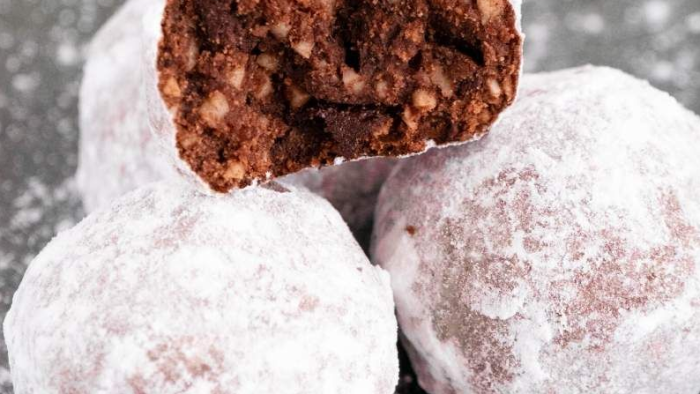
[372, 66, 700, 393]
[5, 182, 398, 394]
[77, 0, 177, 213]
[282, 158, 398, 249]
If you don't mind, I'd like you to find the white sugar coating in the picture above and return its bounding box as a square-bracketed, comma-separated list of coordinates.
[77, 0, 177, 213]
[282, 158, 398, 248]
[5, 182, 398, 394]
[77, 0, 394, 231]
[372, 66, 700, 393]
[510, 0, 523, 31]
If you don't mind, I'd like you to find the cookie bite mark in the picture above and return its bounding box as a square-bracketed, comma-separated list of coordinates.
[158, 0, 522, 192]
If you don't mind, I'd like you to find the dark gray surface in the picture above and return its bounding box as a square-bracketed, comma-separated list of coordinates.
[0, 0, 117, 390]
[0, 0, 698, 391]
[524, 0, 700, 111]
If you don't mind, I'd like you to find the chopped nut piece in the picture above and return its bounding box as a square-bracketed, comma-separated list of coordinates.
[270, 22, 291, 39]
[287, 85, 311, 109]
[228, 67, 246, 89]
[430, 66, 454, 97]
[376, 80, 389, 99]
[255, 76, 274, 99]
[477, 0, 504, 23]
[256, 53, 279, 71]
[343, 68, 366, 94]
[487, 78, 503, 97]
[179, 133, 199, 149]
[223, 161, 246, 181]
[185, 40, 199, 71]
[200, 91, 230, 127]
[404, 23, 424, 43]
[478, 109, 492, 123]
[502, 76, 514, 99]
[318, 0, 335, 12]
[292, 40, 315, 59]
[412, 89, 437, 110]
[402, 107, 419, 130]
[163, 77, 181, 98]
[373, 119, 392, 137]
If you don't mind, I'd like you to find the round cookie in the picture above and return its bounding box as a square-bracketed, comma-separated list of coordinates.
[372, 66, 700, 393]
[5, 182, 398, 394]
[77, 0, 177, 213]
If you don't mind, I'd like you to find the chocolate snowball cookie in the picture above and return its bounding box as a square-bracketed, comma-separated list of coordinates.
[5, 182, 398, 394]
[372, 67, 700, 393]
[78, 0, 397, 242]
[146, 0, 522, 192]
[283, 157, 398, 249]
[77, 0, 177, 213]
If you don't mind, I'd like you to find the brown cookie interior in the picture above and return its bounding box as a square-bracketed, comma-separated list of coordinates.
[158, 0, 521, 191]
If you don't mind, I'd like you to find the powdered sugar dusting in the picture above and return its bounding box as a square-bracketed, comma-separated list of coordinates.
[372, 66, 700, 393]
[282, 158, 398, 249]
[77, 0, 177, 213]
[5, 182, 398, 394]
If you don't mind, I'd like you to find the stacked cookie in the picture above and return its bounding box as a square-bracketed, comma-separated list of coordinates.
[6, 0, 700, 393]
[374, 66, 700, 393]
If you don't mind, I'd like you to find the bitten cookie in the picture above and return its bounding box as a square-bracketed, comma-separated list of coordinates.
[372, 66, 700, 394]
[78, 0, 398, 234]
[145, 0, 522, 192]
[5, 182, 398, 394]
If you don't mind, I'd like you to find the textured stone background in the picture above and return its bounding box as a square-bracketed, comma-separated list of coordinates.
[1, 0, 699, 392]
